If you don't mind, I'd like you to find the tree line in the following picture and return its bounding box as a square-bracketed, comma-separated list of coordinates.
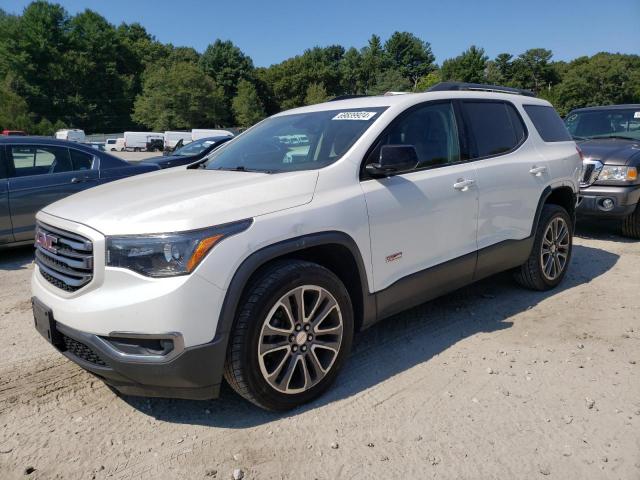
[1, 1, 639, 134]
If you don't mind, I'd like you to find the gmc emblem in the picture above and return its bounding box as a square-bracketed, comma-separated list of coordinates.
[35, 230, 58, 254]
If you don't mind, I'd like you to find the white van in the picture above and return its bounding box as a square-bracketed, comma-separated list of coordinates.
[55, 129, 86, 143]
[191, 129, 234, 141]
[123, 132, 164, 151]
[164, 131, 192, 150]
[105, 138, 118, 151]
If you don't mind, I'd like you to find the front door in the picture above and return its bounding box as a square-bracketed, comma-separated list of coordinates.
[7, 145, 98, 242]
[361, 101, 479, 314]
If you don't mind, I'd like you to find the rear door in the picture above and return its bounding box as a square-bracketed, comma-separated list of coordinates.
[461, 100, 547, 249]
[7, 145, 98, 242]
[0, 146, 14, 245]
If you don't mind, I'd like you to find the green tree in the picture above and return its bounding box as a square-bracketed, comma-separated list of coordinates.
[493, 53, 514, 83]
[304, 83, 328, 105]
[384, 32, 435, 89]
[200, 40, 254, 99]
[232, 79, 265, 127]
[1, 1, 70, 124]
[360, 34, 385, 93]
[553, 53, 640, 116]
[132, 62, 227, 130]
[340, 47, 363, 94]
[440, 45, 488, 83]
[510, 48, 559, 93]
[369, 70, 412, 95]
[64, 9, 132, 131]
[0, 75, 32, 131]
[415, 71, 441, 91]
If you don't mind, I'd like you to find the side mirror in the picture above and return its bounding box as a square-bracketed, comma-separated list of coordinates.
[365, 145, 419, 177]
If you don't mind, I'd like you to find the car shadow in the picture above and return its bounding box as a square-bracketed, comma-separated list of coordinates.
[118, 242, 620, 427]
[575, 218, 635, 243]
[0, 245, 34, 271]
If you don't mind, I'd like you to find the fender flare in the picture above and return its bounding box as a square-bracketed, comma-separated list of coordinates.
[530, 185, 577, 237]
[212, 231, 374, 344]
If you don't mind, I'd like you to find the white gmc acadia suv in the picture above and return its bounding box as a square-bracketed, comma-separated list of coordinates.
[31, 82, 582, 411]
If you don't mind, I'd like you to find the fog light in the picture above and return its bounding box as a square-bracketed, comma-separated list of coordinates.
[600, 198, 614, 211]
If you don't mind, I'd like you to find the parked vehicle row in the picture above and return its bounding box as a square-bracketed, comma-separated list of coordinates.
[105, 129, 234, 153]
[30, 82, 583, 411]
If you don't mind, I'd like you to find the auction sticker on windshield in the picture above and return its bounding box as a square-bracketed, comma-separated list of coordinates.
[332, 111, 377, 121]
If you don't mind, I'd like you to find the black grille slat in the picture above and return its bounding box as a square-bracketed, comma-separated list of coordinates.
[62, 335, 107, 366]
[35, 223, 94, 292]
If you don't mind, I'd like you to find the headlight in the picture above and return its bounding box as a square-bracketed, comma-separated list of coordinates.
[106, 219, 252, 277]
[597, 166, 637, 183]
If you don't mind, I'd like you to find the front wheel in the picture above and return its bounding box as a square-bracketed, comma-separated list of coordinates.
[224, 260, 354, 411]
[514, 204, 573, 291]
[622, 202, 640, 239]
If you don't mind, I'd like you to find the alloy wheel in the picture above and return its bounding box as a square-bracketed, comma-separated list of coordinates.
[540, 216, 570, 281]
[257, 285, 343, 394]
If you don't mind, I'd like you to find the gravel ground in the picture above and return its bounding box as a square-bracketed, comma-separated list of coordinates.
[0, 222, 638, 479]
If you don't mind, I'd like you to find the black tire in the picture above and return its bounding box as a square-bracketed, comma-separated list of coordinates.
[514, 204, 573, 291]
[622, 203, 640, 239]
[224, 260, 354, 411]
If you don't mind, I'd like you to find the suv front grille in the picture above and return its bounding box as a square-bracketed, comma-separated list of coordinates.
[35, 223, 93, 292]
[62, 334, 107, 366]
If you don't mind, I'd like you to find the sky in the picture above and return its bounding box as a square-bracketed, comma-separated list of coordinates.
[3, 0, 639, 67]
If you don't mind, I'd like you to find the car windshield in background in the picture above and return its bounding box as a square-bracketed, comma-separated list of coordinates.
[565, 109, 640, 140]
[203, 107, 388, 173]
[174, 138, 218, 156]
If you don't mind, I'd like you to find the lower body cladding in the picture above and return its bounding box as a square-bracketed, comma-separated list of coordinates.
[577, 185, 640, 218]
[32, 296, 227, 400]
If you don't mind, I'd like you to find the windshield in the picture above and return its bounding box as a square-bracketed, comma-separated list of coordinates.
[203, 107, 387, 173]
[174, 138, 220, 156]
[565, 108, 640, 140]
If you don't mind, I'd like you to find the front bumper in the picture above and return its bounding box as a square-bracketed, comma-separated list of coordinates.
[35, 311, 227, 400]
[577, 184, 640, 218]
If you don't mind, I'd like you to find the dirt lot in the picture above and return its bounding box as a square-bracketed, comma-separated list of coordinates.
[0, 222, 638, 479]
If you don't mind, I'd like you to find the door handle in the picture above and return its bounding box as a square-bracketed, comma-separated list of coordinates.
[70, 177, 82, 184]
[529, 166, 547, 176]
[453, 179, 475, 191]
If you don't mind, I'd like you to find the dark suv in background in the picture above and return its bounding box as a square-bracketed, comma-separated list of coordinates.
[566, 105, 640, 238]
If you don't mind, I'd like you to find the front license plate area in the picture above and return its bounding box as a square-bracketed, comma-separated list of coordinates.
[32, 298, 63, 349]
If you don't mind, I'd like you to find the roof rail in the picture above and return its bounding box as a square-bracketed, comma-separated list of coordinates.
[427, 82, 536, 97]
[329, 94, 370, 102]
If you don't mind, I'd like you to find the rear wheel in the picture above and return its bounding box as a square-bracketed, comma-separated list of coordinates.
[515, 204, 573, 291]
[224, 260, 354, 411]
[622, 203, 640, 239]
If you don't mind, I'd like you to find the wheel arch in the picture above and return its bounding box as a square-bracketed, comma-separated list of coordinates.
[531, 185, 577, 236]
[213, 231, 374, 348]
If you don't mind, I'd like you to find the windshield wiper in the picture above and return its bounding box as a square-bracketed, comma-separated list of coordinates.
[572, 135, 589, 141]
[216, 166, 274, 173]
[603, 135, 636, 141]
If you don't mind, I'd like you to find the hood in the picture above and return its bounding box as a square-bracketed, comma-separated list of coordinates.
[144, 154, 197, 164]
[578, 138, 640, 166]
[42, 168, 319, 235]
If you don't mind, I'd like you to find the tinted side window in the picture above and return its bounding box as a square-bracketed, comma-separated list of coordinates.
[524, 105, 572, 142]
[70, 149, 94, 170]
[366, 101, 460, 170]
[9, 145, 72, 177]
[463, 101, 526, 158]
[0, 147, 6, 179]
